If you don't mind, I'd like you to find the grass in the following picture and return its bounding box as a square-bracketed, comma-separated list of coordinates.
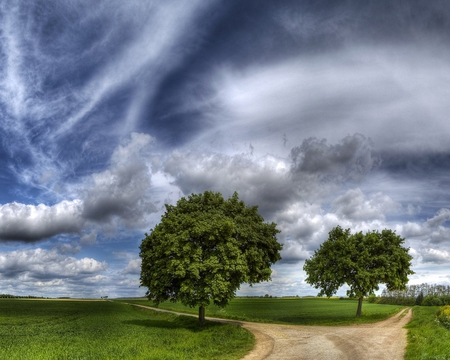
[119, 297, 406, 326]
[0, 299, 253, 360]
[405, 306, 450, 360]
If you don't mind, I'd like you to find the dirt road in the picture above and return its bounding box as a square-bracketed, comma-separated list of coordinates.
[130, 303, 411, 360]
[241, 308, 412, 360]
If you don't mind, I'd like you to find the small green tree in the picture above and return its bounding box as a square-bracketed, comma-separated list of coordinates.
[140, 191, 282, 325]
[415, 291, 424, 306]
[303, 226, 414, 317]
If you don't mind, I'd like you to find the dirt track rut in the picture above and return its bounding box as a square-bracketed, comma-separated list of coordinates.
[130, 303, 412, 360]
[241, 308, 412, 360]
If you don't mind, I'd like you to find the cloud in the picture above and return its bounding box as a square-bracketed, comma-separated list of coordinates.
[0, 133, 157, 243]
[164, 151, 295, 217]
[279, 241, 311, 264]
[0, 200, 84, 242]
[201, 44, 450, 156]
[400, 208, 450, 245]
[81, 132, 157, 226]
[56, 242, 82, 255]
[122, 259, 141, 275]
[290, 134, 380, 182]
[426, 208, 450, 228]
[421, 248, 450, 264]
[331, 188, 400, 221]
[165, 134, 380, 218]
[80, 231, 97, 246]
[0, 248, 107, 280]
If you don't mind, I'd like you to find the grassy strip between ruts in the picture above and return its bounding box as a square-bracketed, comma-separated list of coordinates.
[405, 306, 450, 360]
[0, 299, 253, 360]
[118, 297, 405, 326]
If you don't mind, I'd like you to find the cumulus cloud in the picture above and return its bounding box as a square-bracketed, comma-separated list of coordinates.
[80, 231, 97, 246]
[0, 248, 107, 280]
[400, 208, 450, 245]
[81, 132, 157, 226]
[0, 200, 84, 242]
[279, 241, 311, 264]
[421, 248, 450, 264]
[164, 134, 380, 218]
[426, 208, 450, 228]
[56, 242, 82, 255]
[164, 151, 295, 216]
[0, 133, 157, 243]
[331, 188, 400, 221]
[122, 259, 141, 275]
[290, 134, 380, 182]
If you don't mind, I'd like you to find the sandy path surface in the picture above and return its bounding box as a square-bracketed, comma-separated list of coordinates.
[129, 303, 411, 360]
[241, 308, 412, 360]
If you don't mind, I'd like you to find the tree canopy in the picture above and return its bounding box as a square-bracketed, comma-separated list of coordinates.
[139, 191, 282, 324]
[303, 226, 414, 317]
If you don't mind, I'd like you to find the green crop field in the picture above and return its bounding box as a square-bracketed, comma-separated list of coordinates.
[120, 297, 405, 326]
[0, 299, 253, 360]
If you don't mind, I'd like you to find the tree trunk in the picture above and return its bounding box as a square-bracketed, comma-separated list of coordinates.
[198, 305, 205, 326]
[356, 297, 363, 317]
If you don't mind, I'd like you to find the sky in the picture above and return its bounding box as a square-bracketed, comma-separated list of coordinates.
[1, 0, 450, 298]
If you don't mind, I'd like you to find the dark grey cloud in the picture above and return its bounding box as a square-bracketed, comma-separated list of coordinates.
[164, 151, 295, 217]
[290, 134, 380, 182]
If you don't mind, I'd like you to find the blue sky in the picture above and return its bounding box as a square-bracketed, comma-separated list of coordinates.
[1, 0, 450, 298]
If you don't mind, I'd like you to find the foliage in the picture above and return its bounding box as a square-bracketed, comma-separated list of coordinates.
[405, 306, 450, 360]
[303, 226, 414, 316]
[422, 295, 443, 307]
[119, 298, 406, 326]
[437, 305, 450, 330]
[377, 296, 416, 306]
[0, 299, 253, 360]
[379, 284, 450, 306]
[415, 291, 424, 306]
[140, 191, 282, 324]
[382, 283, 450, 299]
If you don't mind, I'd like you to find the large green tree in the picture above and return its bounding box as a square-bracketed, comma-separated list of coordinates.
[139, 191, 282, 325]
[303, 226, 414, 317]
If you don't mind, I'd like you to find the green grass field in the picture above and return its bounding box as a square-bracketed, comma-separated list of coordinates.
[119, 297, 405, 326]
[0, 299, 253, 360]
[5, 297, 449, 359]
[405, 306, 450, 360]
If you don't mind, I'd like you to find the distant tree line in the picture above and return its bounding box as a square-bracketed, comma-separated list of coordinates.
[372, 283, 450, 306]
[0, 294, 45, 299]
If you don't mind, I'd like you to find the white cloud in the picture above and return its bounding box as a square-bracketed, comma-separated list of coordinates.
[0, 133, 158, 243]
[421, 248, 450, 264]
[0, 248, 107, 280]
[399, 208, 450, 244]
[0, 200, 84, 242]
[204, 45, 450, 154]
[331, 188, 400, 221]
[122, 259, 141, 275]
